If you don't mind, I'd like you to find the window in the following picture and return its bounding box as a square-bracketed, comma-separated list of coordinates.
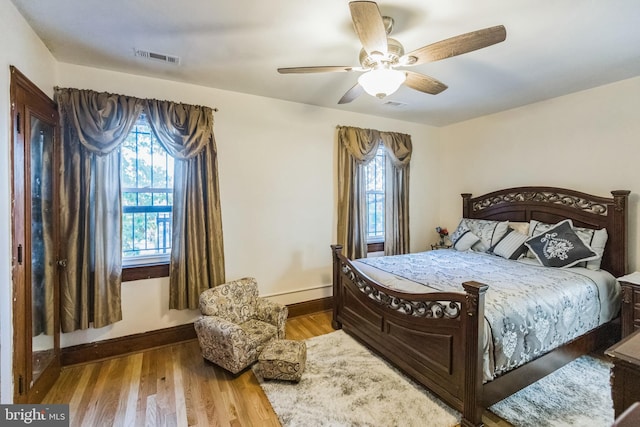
[364, 144, 385, 247]
[120, 115, 174, 267]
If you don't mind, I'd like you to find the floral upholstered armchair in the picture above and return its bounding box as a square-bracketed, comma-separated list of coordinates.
[194, 277, 288, 374]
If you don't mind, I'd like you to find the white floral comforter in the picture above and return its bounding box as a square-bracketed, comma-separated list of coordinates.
[354, 250, 620, 381]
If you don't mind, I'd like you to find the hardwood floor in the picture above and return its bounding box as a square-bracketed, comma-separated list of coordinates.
[43, 310, 511, 426]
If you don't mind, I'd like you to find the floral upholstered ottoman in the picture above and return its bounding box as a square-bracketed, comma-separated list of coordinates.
[257, 339, 306, 382]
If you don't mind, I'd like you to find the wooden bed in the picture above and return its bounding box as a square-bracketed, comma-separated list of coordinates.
[331, 186, 629, 427]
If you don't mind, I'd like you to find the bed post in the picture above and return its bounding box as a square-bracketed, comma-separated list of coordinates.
[331, 244, 343, 330]
[461, 281, 489, 427]
[610, 190, 630, 276]
[462, 193, 472, 218]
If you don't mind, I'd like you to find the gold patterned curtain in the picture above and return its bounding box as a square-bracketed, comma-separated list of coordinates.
[56, 88, 144, 331]
[56, 88, 225, 331]
[144, 100, 225, 309]
[337, 126, 380, 259]
[336, 126, 412, 259]
[380, 131, 412, 255]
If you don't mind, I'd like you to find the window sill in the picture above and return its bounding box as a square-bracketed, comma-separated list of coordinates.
[367, 241, 384, 253]
[122, 262, 169, 282]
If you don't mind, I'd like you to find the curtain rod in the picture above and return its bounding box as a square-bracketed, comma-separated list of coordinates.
[335, 124, 411, 138]
[53, 86, 219, 112]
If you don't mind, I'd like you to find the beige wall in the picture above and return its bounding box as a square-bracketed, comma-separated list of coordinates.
[55, 63, 441, 347]
[439, 76, 640, 271]
[0, 0, 58, 404]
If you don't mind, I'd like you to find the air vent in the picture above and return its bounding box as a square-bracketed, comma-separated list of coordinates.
[383, 100, 408, 108]
[134, 49, 181, 65]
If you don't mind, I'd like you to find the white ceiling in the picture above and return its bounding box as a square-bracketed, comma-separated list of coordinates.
[10, 0, 640, 126]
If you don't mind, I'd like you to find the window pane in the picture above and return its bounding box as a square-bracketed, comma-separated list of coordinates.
[364, 144, 385, 242]
[121, 115, 173, 261]
[155, 192, 168, 206]
[135, 132, 152, 189]
[137, 192, 152, 206]
[152, 154, 174, 188]
[122, 192, 137, 206]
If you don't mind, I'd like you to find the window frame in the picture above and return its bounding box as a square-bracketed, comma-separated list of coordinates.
[120, 114, 173, 280]
[364, 143, 386, 253]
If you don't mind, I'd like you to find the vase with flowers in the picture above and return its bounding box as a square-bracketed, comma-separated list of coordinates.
[435, 226, 449, 246]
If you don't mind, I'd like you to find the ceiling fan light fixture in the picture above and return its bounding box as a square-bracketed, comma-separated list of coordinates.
[358, 67, 406, 99]
[277, 2, 506, 105]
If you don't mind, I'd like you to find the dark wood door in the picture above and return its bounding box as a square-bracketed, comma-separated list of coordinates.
[10, 66, 61, 403]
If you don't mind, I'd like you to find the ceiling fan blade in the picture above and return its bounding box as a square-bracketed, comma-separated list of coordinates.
[403, 25, 506, 66]
[278, 66, 362, 74]
[349, 1, 388, 57]
[338, 83, 365, 104]
[404, 71, 448, 95]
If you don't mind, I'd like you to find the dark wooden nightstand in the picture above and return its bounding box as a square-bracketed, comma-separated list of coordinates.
[618, 273, 640, 338]
[430, 243, 452, 250]
[606, 330, 640, 418]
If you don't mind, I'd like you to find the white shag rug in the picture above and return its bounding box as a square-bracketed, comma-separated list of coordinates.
[489, 354, 614, 427]
[255, 330, 614, 427]
[254, 330, 459, 427]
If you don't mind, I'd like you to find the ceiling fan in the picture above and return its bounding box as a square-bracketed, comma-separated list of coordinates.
[277, 1, 506, 104]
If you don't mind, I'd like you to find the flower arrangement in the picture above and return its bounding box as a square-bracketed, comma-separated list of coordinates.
[435, 226, 449, 245]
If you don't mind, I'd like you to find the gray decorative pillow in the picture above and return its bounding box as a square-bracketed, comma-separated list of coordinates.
[491, 228, 529, 260]
[526, 220, 556, 258]
[450, 221, 480, 251]
[524, 219, 599, 268]
[528, 219, 607, 270]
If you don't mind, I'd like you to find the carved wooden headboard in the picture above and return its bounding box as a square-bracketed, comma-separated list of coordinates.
[461, 186, 629, 277]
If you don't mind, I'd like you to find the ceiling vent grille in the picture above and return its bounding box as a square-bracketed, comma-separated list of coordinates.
[134, 49, 181, 65]
[383, 100, 408, 108]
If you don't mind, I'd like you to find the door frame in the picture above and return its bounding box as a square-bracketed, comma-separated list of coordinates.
[10, 66, 61, 403]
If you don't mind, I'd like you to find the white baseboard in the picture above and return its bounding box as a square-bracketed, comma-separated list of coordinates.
[263, 284, 333, 305]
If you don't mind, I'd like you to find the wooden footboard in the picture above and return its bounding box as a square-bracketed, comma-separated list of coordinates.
[331, 244, 488, 426]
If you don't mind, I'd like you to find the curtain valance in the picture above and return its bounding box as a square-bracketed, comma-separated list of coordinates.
[144, 99, 214, 160]
[56, 88, 144, 155]
[337, 125, 412, 168]
[56, 87, 215, 158]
